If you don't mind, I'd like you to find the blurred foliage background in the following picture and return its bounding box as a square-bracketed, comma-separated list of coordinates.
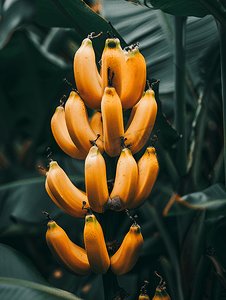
[0, 0, 226, 299]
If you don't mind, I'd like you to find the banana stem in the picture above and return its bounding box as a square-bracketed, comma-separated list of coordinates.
[174, 16, 187, 178]
[99, 210, 123, 300]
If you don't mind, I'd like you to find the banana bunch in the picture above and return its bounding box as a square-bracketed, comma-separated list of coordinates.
[44, 33, 160, 279]
[138, 274, 171, 300]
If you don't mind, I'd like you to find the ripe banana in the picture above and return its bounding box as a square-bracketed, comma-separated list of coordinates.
[85, 143, 109, 213]
[101, 38, 126, 98]
[73, 37, 102, 110]
[90, 111, 103, 139]
[65, 91, 104, 156]
[45, 179, 65, 212]
[124, 89, 157, 154]
[46, 160, 89, 218]
[127, 146, 159, 210]
[110, 144, 138, 211]
[101, 86, 124, 157]
[51, 104, 86, 160]
[120, 45, 146, 111]
[110, 222, 143, 275]
[45, 218, 91, 276]
[84, 211, 110, 274]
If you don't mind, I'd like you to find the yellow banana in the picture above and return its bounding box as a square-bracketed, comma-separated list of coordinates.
[101, 85, 124, 157]
[90, 111, 103, 139]
[85, 142, 109, 213]
[45, 217, 91, 276]
[65, 91, 104, 156]
[45, 179, 66, 212]
[101, 38, 126, 98]
[46, 160, 89, 218]
[124, 89, 157, 154]
[73, 37, 102, 110]
[84, 210, 110, 274]
[51, 104, 86, 160]
[120, 45, 146, 111]
[127, 146, 159, 210]
[110, 143, 138, 211]
[110, 222, 143, 275]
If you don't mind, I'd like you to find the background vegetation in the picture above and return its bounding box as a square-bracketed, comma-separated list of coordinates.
[0, 0, 226, 299]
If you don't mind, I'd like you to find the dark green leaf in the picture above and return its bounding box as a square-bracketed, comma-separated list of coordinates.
[206, 217, 226, 273]
[35, 0, 127, 57]
[0, 0, 36, 49]
[0, 243, 48, 284]
[166, 184, 226, 219]
[126, 0, 210, 17]
[0, 277, 83, 300]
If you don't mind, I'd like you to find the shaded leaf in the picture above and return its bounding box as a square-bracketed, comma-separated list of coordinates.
[35, 0, 127, 58]
[0, 166, 85, 237]
[0, 243, 48, 285]
[0, 0, 36, 49]
[166, 184, 226, 219]
[102, 1, 218, 96]
[126, 0, 210, 17]
[206, 217, 226, 273]
[0, 277, 82, 300]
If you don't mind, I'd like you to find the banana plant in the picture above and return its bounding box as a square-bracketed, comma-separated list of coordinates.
[0, 0, 226, 300]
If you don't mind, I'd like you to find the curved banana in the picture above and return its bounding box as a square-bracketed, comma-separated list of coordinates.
[101, 86, 124, 157]
[45, 179, 65, 212]
[45, 218, 91, 276]
[46, 160, 89, 218]
[90, 111, 103, 139]
[110, 144, 138, 211]
[85, 143, 109, 213]
[110, 222, 143, 275]
[124, 89, 157, 154]
[127, 146, 159, 210]
[65, 91, 104, 156]
[73, 37, 102, 110]
[101, 38, 126, 98]
[120, 45, 146, 111]
[51, 105, 86, 160]
[84, 211, 110, 274]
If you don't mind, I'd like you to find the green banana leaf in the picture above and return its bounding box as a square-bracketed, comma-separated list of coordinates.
[0, 243, 48, 284]
[0, 170, 85, 237]
[0, 278, 83, 300]
[165, 183, 226, 220]
[124, 0, 209, 17]
[0, 0, 36, 49]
